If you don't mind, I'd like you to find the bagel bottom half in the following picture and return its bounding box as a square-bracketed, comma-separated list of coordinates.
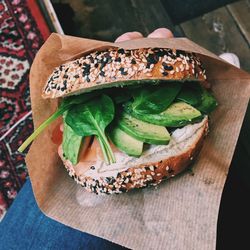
[58, 117, 209, 194]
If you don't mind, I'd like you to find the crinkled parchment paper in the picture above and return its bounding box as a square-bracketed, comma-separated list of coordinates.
[26, 34, 250, 250]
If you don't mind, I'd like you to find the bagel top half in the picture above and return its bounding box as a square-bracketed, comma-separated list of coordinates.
[42, 47, 207, 99]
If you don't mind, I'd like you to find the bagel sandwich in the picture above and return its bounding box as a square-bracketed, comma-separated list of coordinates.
[19, 47, 217, 194]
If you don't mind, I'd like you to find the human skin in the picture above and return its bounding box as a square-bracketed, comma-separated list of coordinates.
[115, 27, 174, 42]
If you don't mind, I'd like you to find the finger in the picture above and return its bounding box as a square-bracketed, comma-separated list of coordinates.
[115, 31, 143, 42]
[147, 28, 174, 38]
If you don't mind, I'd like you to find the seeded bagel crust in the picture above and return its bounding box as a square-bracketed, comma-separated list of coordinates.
[43, 48, 207, 99]
[59, 117, 208, 194]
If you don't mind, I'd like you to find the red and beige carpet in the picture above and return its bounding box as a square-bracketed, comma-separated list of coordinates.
[0, 0, 50, 220]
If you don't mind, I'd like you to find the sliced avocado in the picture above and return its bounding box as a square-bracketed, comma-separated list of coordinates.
[109, 126, 143, 157]
[195, 89, 218, 114]
[128, 102, 202, 127]
[117, 112, 170, 145]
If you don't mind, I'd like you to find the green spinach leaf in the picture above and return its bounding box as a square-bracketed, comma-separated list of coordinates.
[62, 112, 83, 165]
[60, 92, 99, 110]
[131, 83, 182, 114]
[177, 86, 201, 106]
[195, 88, 218, 114]
[65, 94, 115, 164]
[18, 92, 99, 153]
[18, 108, 65, 152]
[111, 90, 132, 104]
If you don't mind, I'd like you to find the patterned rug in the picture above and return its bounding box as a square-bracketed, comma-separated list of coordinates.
[0, 0, 50, 220]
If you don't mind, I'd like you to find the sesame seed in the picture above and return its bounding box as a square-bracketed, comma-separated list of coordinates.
[115, 57, 121, 62]
[150, 166, 154, 171]
[139, 63, 144, 70]
[134, 169, 140, 174]
[167, 56, 172, 61]
[131, 58, 136, 64]
[99, 71, 105, 77]
[163, 64, 174, 71]
[128, 68, 133, 75]
[117, 48, 125, 54]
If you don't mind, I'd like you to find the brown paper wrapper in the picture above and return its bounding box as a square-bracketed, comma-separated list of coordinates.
[26, 33, 250, 250]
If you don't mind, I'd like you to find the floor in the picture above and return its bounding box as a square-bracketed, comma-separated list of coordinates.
[39, 0, 250, 72]
[180, 0, 250, 72]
